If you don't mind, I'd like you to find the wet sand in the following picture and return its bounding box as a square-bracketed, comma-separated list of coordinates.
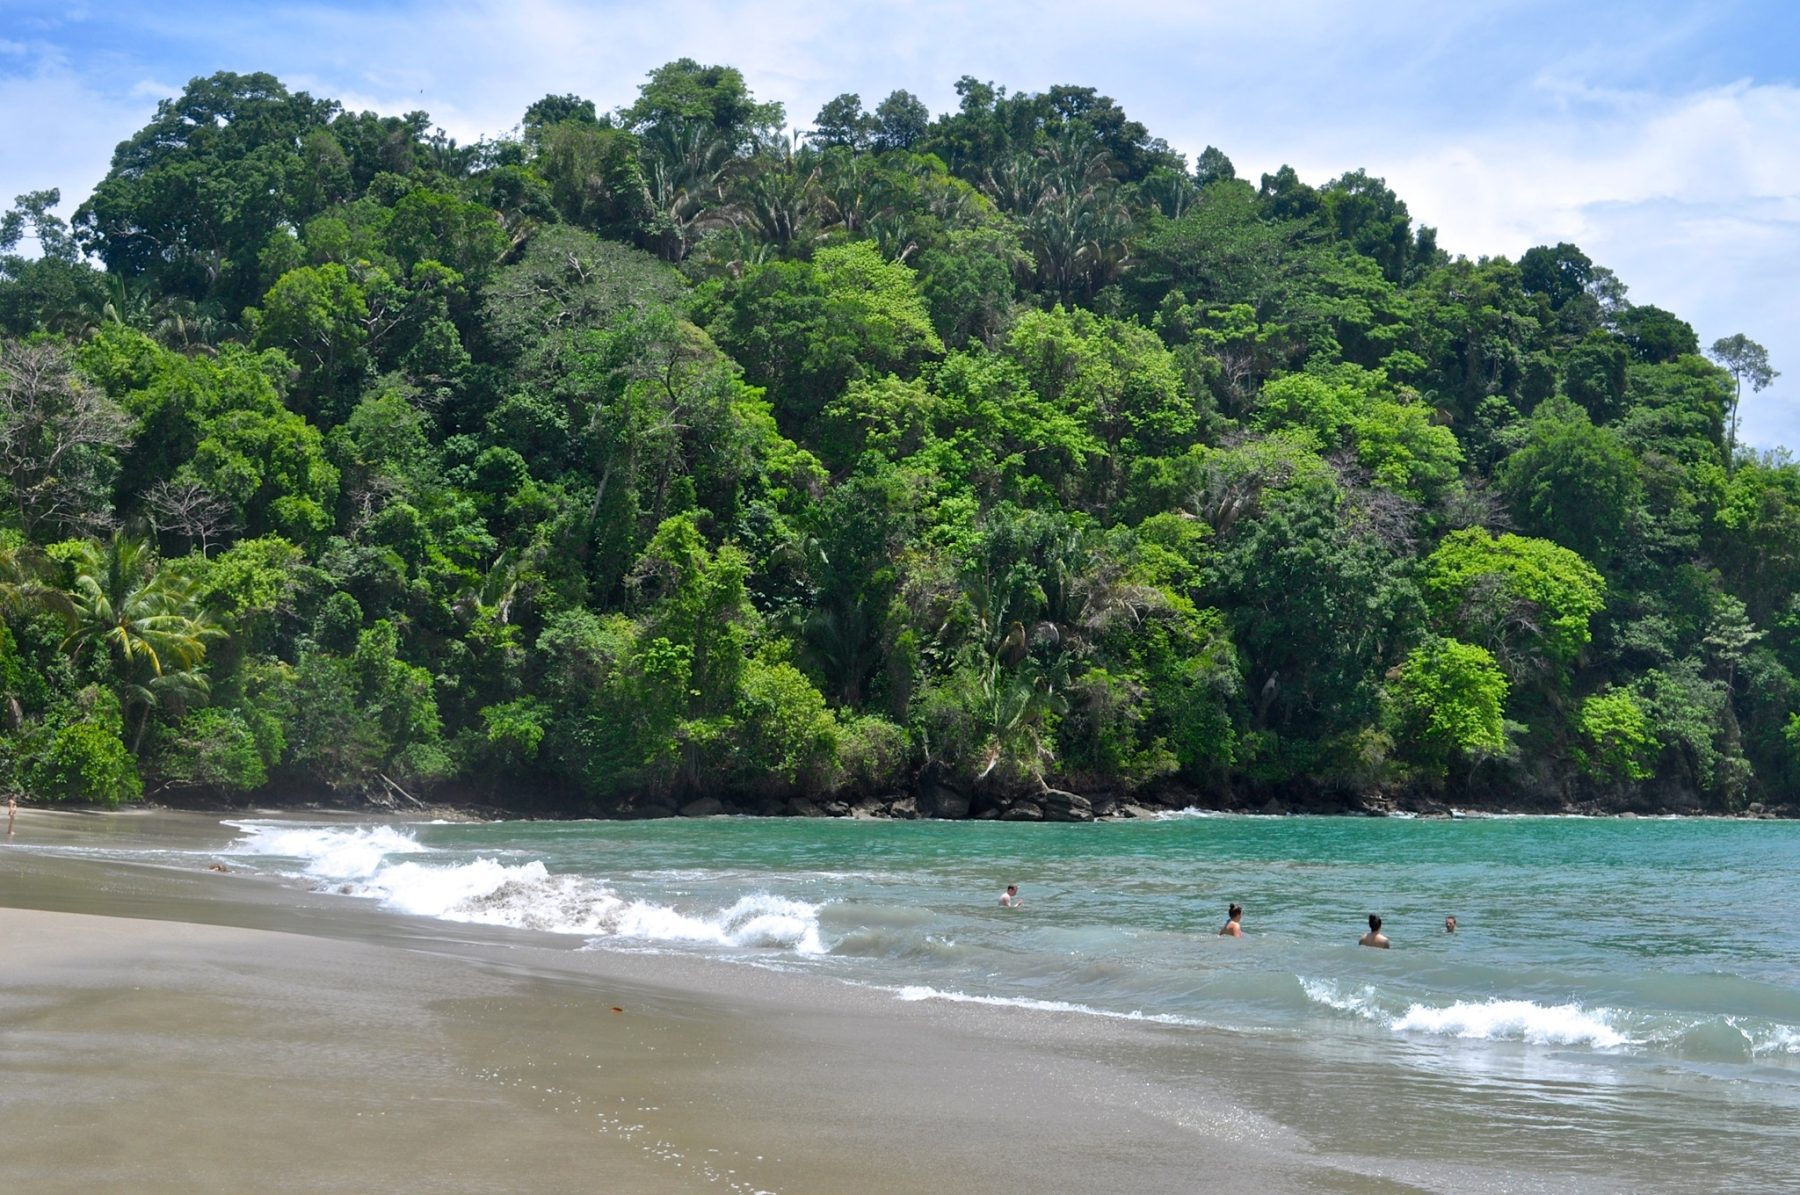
[1, 811, 1441, 1193]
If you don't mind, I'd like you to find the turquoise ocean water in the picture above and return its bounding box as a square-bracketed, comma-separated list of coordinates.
[43, 810, 1800, 1187]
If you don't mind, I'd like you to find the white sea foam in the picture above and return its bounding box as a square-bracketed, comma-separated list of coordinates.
[1762, 1025, 1800, 1056]
[1301, 979, 1383, 1018]
[890, 984, 1203, 1026]
[223, 822, 824, 953]
[1301, 979, 1631, 1049]
[226, 821, 429, 880]
[600, 893, 827, 955]
[1392, 1000, 1630, 1048]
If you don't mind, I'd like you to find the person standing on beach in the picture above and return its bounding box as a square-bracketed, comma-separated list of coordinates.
[6, 794, 15, 837]
[1000, 884, 1022, 907]
[1219, 903, 1244, 937]
[1359, 914, 1390, 948]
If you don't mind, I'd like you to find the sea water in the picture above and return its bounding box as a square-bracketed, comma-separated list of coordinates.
[55, 810, 1800, 1187]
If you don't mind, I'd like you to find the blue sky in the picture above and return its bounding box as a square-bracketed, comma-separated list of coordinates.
[2, 0, 1795, 448]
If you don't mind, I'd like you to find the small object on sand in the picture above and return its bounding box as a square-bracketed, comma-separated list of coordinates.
[610, 1006, 623, 1013]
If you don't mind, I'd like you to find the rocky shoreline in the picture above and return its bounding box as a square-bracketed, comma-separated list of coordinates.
[133, 772, 1800, 824]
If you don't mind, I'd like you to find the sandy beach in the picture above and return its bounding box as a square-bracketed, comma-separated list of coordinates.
[0, 809, 1457, 1195]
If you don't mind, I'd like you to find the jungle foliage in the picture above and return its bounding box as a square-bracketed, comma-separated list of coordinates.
[0, 64, 1787, 812]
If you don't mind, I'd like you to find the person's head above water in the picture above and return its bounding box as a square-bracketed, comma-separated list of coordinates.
[1006, 885, 1018, 895]
[1368, 913, 1382, 932]
[1445, 915, 1457, 933]
[1228, 903, 1242, 920]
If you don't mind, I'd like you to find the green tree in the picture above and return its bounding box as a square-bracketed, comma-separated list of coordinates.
[20, 686, 142, 806]
[619, 59, 784, 150]
[285, 619, 448, 793]
[150, 705, 279, 792]
[732, 656, 839, 785]
[999, 306, 1194, 507]
[1420, 528, 1606, 681]
[810, 94, 875, 150]
[1388, 637, 1509, 774]
[1497, 397, 1641, 567]
[75, 72, 340, 313]
[872, 91, 930, 152]
[701, 240, 942, 430]
[1616, 304, 1699, 364]
[1706, 334, 1779, 467]
[533, 121, 651, 238]
[1575, 688, 1656, 782]
[1518, 242, 1593, 310]
[57, 533, 225, 752]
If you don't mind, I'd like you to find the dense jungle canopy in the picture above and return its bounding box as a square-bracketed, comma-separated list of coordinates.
[0, 63, 1790, 815]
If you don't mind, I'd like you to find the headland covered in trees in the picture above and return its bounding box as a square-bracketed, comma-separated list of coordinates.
[0, 62, 1792, 821]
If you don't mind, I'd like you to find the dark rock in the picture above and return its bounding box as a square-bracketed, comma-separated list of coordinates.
[679, 796, 725, 817]
[921, 780, 971, 820]
[888, 795, 919, 819]
[1001, 801, 1043, 821]
[915, 760, 973, 820]
[823, 800, 850, 817]
[786, 797, 823, 817]
[1041, 788, 1093, 822]
[634, 802, 676, 820]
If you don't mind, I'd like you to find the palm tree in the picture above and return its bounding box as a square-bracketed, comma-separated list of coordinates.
[0, 539, 70, 623]
[1024, 185, 1130, 304]
[59, 534, 225, 750]
[818, 149, 883, 235]
[982, 154, 1054, 216]
[730, 139, 822, 249]
[640, 118, 739, 261]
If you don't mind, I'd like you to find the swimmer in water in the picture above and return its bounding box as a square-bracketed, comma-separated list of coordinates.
[1219, 903, 1244, 937]
[1359, 913, 1390, 948]
[1000, 884, 1021, 908]
[1445, 915, 1457, 934]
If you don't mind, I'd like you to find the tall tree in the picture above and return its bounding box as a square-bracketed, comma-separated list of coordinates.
[1707, 333, 1779, 467]
[75, 72, 340, 313]
[619, 59, 784, 151]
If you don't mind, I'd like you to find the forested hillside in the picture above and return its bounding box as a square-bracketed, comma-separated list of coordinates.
[0, 63, 1791, 818]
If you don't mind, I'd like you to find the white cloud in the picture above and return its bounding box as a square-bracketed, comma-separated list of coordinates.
[0, 60, 144, 221]
[1360, 80, 1800, 449]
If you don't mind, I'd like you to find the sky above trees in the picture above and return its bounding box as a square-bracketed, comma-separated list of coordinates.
[2, 0, 1793, 448]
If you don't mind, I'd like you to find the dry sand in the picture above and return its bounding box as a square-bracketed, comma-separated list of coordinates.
[1, 811, 1420, 1194]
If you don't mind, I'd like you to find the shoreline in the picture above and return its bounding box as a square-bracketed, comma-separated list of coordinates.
[113, 789, 1800, 825]
[18, 764, 1793, 828]
[5, 807, 1784, 1192]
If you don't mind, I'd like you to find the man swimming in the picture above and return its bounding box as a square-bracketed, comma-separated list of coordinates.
[1219, 903, 1244, 937]
[1444, 915, 1457, 934]
[1359, 914, 1390, 948]
[1000, 884, 1021, 907]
